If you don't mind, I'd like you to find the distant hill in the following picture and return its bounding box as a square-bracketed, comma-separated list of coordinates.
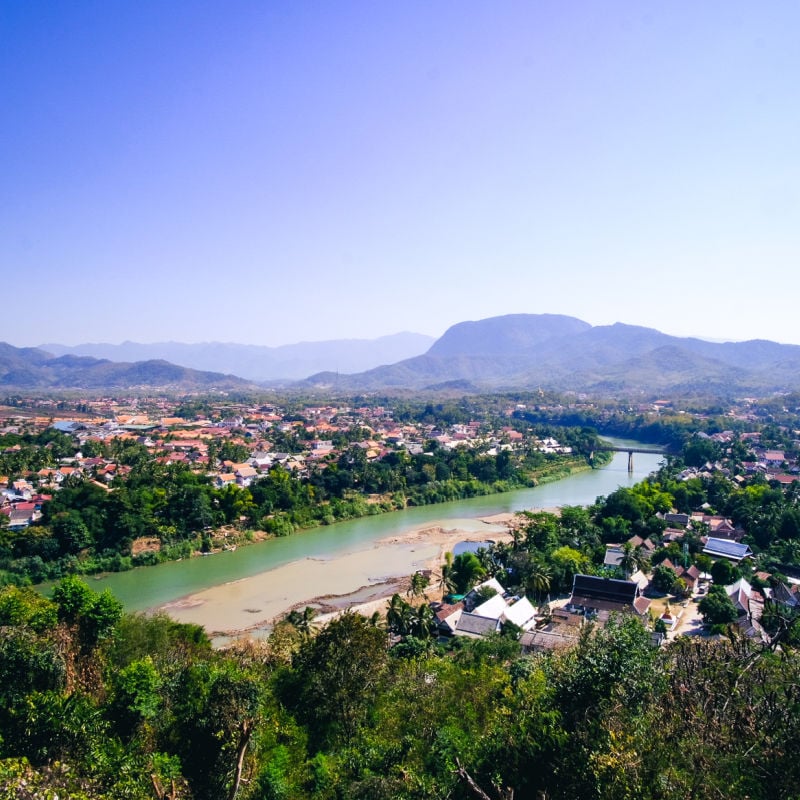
[40, 332, 435, 382]
[302, 314, 800, 395]
[427, 313, 591, 357]
[21, 316, 800, 395]
[0, 343, 252, 391]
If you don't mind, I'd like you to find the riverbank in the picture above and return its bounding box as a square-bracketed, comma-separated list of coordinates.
[158, 512, 530, 639]
[147, 455, 603, 562]
[88, 444, 661, 617]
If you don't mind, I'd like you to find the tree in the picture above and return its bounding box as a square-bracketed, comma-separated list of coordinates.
[618, 542, 643, 579]
[474, 585, 499, 604]
[107, 656, 161, 740]
[386, 593, 414, 637]
[651, 564, 678, 594]
[407, 570, 430, 600]
[450, 552, 486, 594]
[439, 551, 455, 594]
[683, 436, 722, 467]
[285, 605, 318, 637]
[169, 662, 263, 800]
[552, 614, 659, 725]
[549, 546, 590, 593]
[290, 611, 388, 749]
[518, 511, 559, 551]
[698, 586, 738, 626]
[694, 553, 713, 573]
[51, 576, 122, 661]
[525, 558, 552, 599]
[710, 558, 741, 587]
[51, 512, 93, 555]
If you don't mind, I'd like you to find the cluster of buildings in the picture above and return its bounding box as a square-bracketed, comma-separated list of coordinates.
[0, 400, 575, 528]
[431, 572, 658, 653]
[430, 563, 776, 654]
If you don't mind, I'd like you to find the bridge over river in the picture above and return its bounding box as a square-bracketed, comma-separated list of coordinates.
[592, 443, 670, 472]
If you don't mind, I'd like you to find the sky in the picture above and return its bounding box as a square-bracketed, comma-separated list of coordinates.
[3, 1, 800, 347]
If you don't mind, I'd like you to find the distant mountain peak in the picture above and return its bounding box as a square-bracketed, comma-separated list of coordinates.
[428, 314, 591, 358]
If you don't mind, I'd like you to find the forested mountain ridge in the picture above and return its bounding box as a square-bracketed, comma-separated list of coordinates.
[304, 314, 800, 393]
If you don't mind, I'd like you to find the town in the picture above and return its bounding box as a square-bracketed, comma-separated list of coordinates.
[3, 389, 800, 799]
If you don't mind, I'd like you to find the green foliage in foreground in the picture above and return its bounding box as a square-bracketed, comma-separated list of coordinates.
[2, 580, 800, 799]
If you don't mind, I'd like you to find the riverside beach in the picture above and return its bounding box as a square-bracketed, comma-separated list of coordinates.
[158, 513, 520, 639]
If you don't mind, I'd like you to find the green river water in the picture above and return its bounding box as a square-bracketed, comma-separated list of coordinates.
[89, 439, 664, 612]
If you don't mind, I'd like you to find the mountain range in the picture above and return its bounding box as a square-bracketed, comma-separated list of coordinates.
[2, 314, 799, 394]
[301, 314, 800, 395]
[40, 333, 434, 382]
[0, 344, 252, 392]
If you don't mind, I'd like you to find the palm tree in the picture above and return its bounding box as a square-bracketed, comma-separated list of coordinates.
[475, 546, 502, 577]
[510, 525, 524, 552]
[527, 559, 552, 600]
[619, 542, 644, 580]
[407, 570, 430, 600]
[286, 605, 317, 637]
[450, 552, 486, 595]
[298, 605, 318, 637]
[439, 551, 456, 595]
[413, 602, 437, 639]
[387, 593, 413, 636]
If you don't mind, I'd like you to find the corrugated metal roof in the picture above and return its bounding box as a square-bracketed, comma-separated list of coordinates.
[454, 612, 501, 637]
[703, 537, 752, 560]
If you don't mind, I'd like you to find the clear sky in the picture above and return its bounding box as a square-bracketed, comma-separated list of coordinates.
[3, 2, 800, 347]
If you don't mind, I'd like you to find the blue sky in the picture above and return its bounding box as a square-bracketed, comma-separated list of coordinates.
[3, 2, 800, 347]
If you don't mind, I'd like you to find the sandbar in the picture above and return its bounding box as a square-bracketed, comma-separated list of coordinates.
[158, 517, 512, 637]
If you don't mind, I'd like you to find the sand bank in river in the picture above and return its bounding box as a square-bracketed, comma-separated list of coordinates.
[158, 514, 521, 637]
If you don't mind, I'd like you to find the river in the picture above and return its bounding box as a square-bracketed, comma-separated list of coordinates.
[89, 439, 664, 621]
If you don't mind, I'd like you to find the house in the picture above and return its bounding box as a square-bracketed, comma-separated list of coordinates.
[1, 505, 37, 530]
[707, 517, 739, 540]
[676, 564, 701, 592]
[703, 537, 753, 562]
[453, 612, 501, 639]
[520, 626, 579, 653]
[456, 579, 538, 636]
[569, 574, 651, 617]
[627, 534, 656, 553]
[664, 512, 690, 526]
[629, 569, 650, 593]
[472, 592, 508, 621]
[692, 515, 743, 541]
[771, 581, 800, 609]
[603, 544, 625, 568]
[433, 601, 464, 635]
[726, 578, 756, 617]
[233, 465, 258, 487]
[502, 596, 538, 631]
[463, 578, 506, 612]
